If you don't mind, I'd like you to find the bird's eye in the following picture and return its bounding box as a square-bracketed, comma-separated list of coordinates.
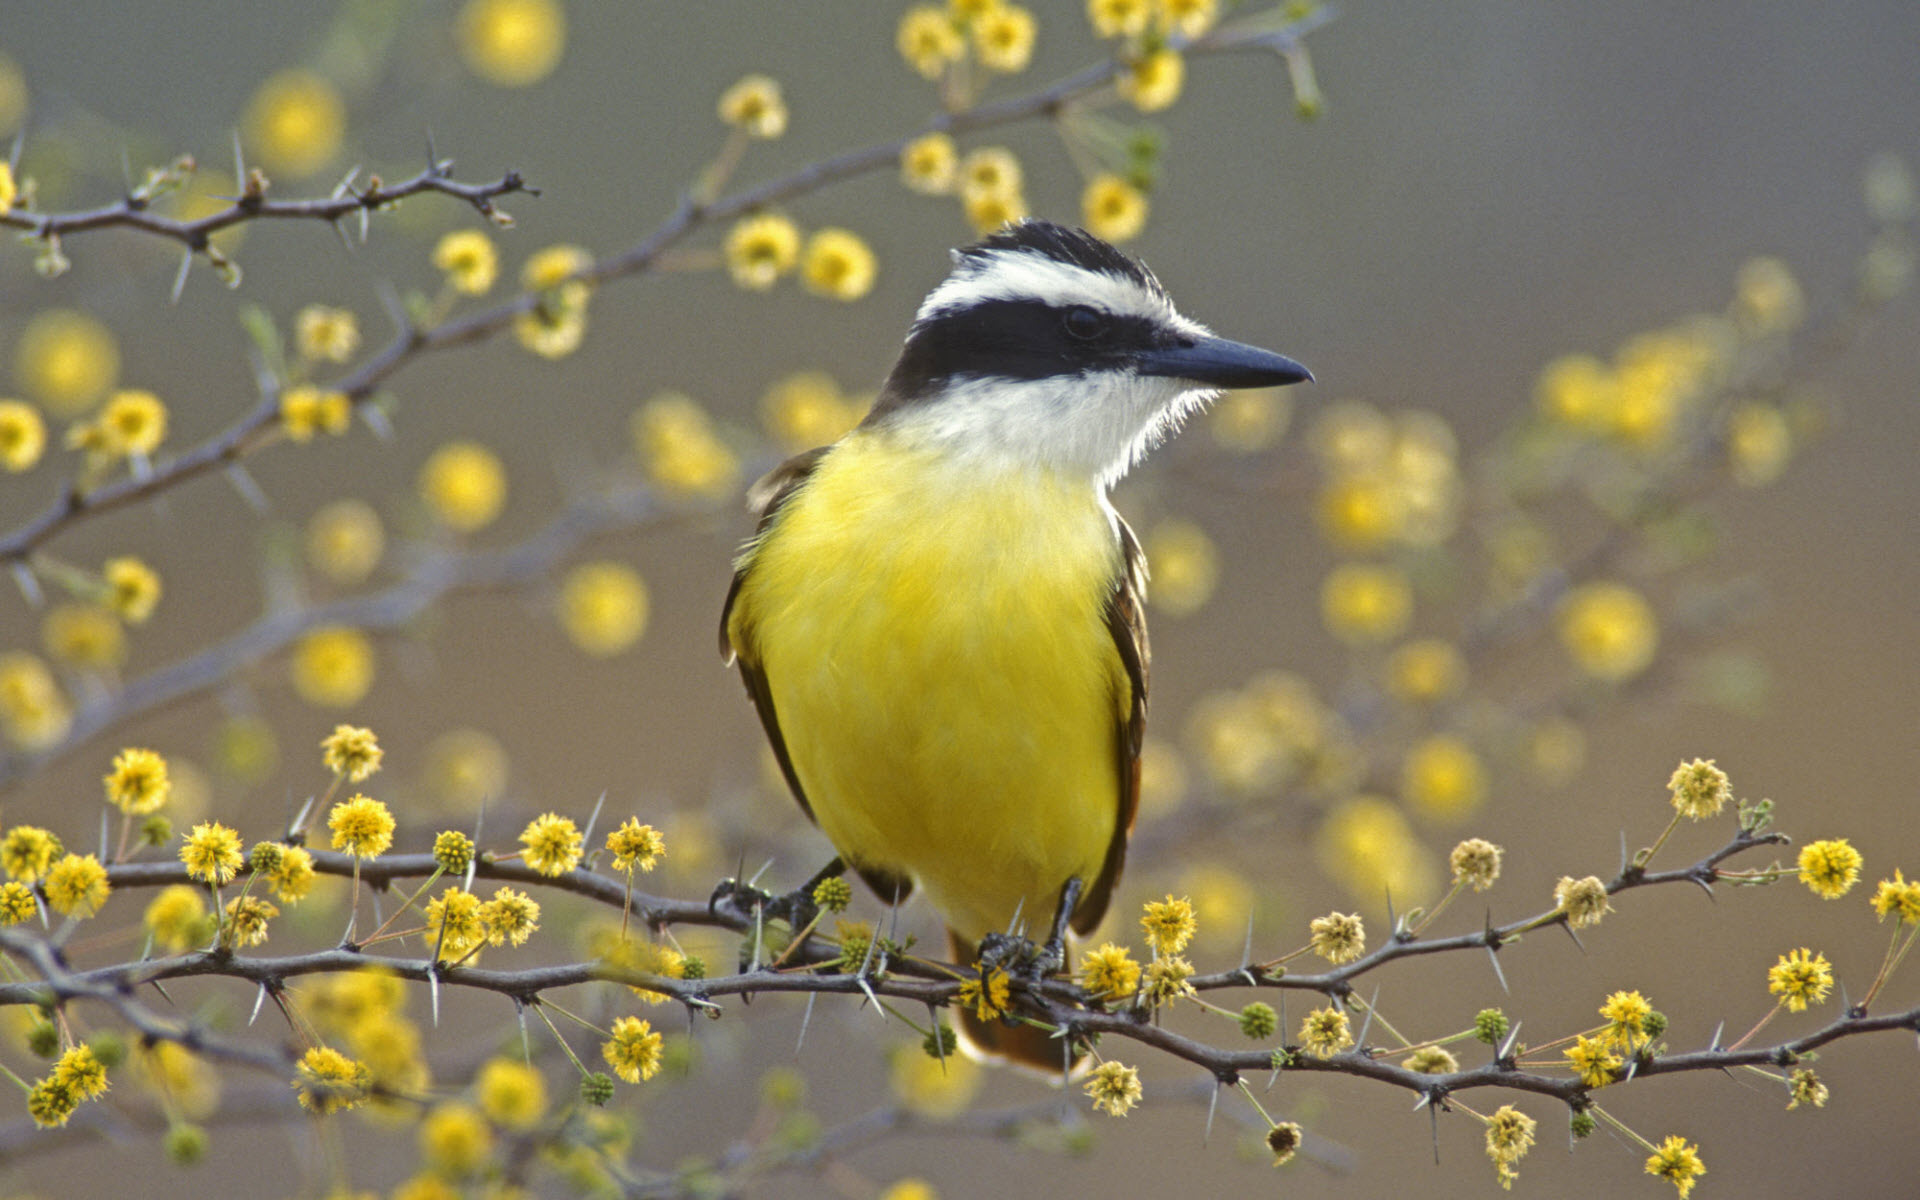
[1062, 305, 1108, 340]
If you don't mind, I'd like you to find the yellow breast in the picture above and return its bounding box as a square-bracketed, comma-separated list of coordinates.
[729, 431, 1129, 942]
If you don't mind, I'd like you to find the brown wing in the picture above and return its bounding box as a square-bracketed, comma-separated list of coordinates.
[1071, 515, 1149, 936]
[719, 448, 831, 823]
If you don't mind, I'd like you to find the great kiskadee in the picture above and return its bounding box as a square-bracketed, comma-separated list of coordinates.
[721, 220, 1311, 1068]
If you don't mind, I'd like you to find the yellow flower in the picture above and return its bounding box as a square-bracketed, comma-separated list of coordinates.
[294, 305, 360, 363]
[802, 228, 878, 301]
[0, 400, 46, 472]
[263, 844, 316, 903]
[0, 881, 37, 925]
[145, 885, 210, 952]
[433, 229, 498, 296]
[480, 886, 540, 946]
[558, 561, 650, 656]
[1553, 875, 1612, 930]
[1483, 1104, 1536, 1189]
[1082, 174, 1148, 243]
[1449, 838, 1503, 892]
[1140, 894, 1196, 955]
[722, 213, 803, 293]
[292, 1046, 370, 1114]
[878, 1181, 938, 1200]
[1401, 735, 1487, 822]
[419, 440, 507, 532]
[1767, 947, 1833, 1012]
[1142, 954, 1195, 1005]
[960, 146, 1023, 200]
[1159, 0, 1219, 39]
[475, 1057, 547, 1130]
[1599, 989, 1654, 1046]
[1144, 519, 1217, 616]
[1786, 1067, 1828, 1110]
[321, 724, 383, 783]
[762, 371, 864, 452]
[717, 74, 787, 139]
[292, 625, 375, 707]
[1077, 942, 1142, 1002]
[1315, 795, 1437, 909]
[54, 1045, 108, 1100]
[425, 888, 487, 961]
[306, 499, 384, 584]
[1564, 1033, 1621, 1088]
[96, 389, 169, 457]
[1796, 838, 1862, 899]
[1298, 1006, 1353, 1058]
[1643, 1134, 1706, 1199]
[223, 895, 278, 947]
[1320, 562, 1413, 646]
[1727, 401, 1792, 486]
[632, 393, 740, 498]
[1, 825, 63, 883]
[457, 0, 567, 87]
[1266, 1121, 1304, 1167]
[13, 309, 119, 417]
[180, 821, 245, 885]
[1734, 255, 1804, 335]
[1557, 581, 1658, 682]
[420, 1102, 494, 1178]
[1088, 0, 1152, 39]
[1871, 869, 1920, 924]
[43, 604, 124, 669]
[963, 186, 1028, 235]
[1386, 638, 1466, 703]
[105, 747, 171, 815]
[1083, 1060, 1141, 1116]
[1118, 48, 1184, 112]
[424, 728, 510, 811]
[1403, 1046, 1458, 1075]
[278, 386, 352, 442]
[0, 161, 12, 213]
[329, 793, 396, 859]
[973, 5, 1037, 73]
[1308, 911, 1365, 964]
[244, 69, 345, 178]
[102, 557, 162, 624]
[520, 812, 583, 876]
[1209, 387, 1291, 453]
[522, 242, 593, 292]
[1666, 757, 1731, 820]
[43, 853, 110, 918]
[890, 1040, 984, 1117]
[606, 818, 666, 873]
[602, 1016, 664, 1083]
[898, 6, 965, 79]
[513, 292, 589, 359]
[956, 965, 1011, 1021]
[899, 133, 959, 195]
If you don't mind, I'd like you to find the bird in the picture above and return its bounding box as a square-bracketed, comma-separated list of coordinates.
[720, 219, 1311, 1069]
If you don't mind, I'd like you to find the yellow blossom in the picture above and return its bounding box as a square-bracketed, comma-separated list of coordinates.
[105, 747, 170, 814]
[956, 965, 1011, 1022]
[433, 229, 499, 296]
[1787, 1067, 1828, 1110]
[1298, 1006, 1353, 1058]
[13, 309, 119, 417]
[295, 305, 360, 363]
[145, 885, 210, 952]
[420, 1102, 494, 1177]
[244, 69, 344, 178]
[263, 843, 316, 903]
[1484, 1104, 1537, 1189]
[292, 625, 375, 707]
[1668, 757, 1731, 820]
[424, 728, 509, 810]
[0, 881, 37, 925]
[1118, 48, 1184, 112]
[321, 724, 383, 782]
[1600, 989, 1654, 1047]
[513, 291, 589, 359]
[306, 499, 384, 585]
[960, 146, 1023, 200]
[1727, 401, 1792, 486]
[1088, 0, 1152, 38]
[1734, 255, 1804, 335]
[1082, 174, 1148, 243]
[717, 74, 787, 139]
[802, 228, 878, 301]
[223, 894, 278, 947]
[480, 886, 540, 946]
[0, 401, 46, 472]
[963, 186, 1028, 234]
[1386, 638, 1466, 703]
[475, 1057, 547, 1130]
[1142, 954, 1195, 1005]
[1266, 1121, 1304, 1167]
[520, 812, 583, 876]
[0, 161, 12, 213]
[101, 557, 162, 624]
[632, 392, 740, 498]
[1644, 1134, 1706, 1199]
[279, 385, 352, 442]
[1083, 1060, 1142, 1116]
[1554, 875, 1612, 930]
[606, 818, 666, 872]
[1077, 942, 1141, 1002]
[457, 0, 567, 87]
[890, 1040, 984, 1118]
[973, 5, 1037, 73]
[1767, 947, 1833, 1012]
[898, 6, 965, 79]
[329, 793, 395, 859]
[1159, 0, 1218, 38]
[1140, 894, 1196, 955]
[1315, 795, 1437, 910]
[1, 825, 62, 882]
[1797, 838, 1862, 899]
[1535, 352, 1616, 431]
[899, 133, 959, 195]
[1871, 870, 1920, 924]
[43, 604, 124, 669]
[1320, 562, 1413, 645]
[292, 1046, 370, 1114]
[1403, 1046, 1458, 1074]
[95, 389, 169, 457]
[180, 821, 245, 885]
[602, 1016, 664, 1083]
[559, 562, 650, 656]
[419, 440, 507, 532]
[54, 1045, 108, 1100]
[724, 212, 801, 290]
[1401, 735, 1487, 822]
[0, 653, 73, 751]
[425, 888, 487, 961]
[1449, 838, 1503, 892]
[1209, 386, 1291, 452]
[1308, 911, 1365, 964]
[1558, 581, 1658, 681]
[762, 370, 864, 451]
[1144, 519, 1217, 616]
[1565, 1034, 1621, 1088]
[44, 853, 110, 918]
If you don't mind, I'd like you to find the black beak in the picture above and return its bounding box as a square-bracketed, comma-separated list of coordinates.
[1137, 334, 1313, 390]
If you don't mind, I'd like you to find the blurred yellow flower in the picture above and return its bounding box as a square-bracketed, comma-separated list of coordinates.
[898, 6, 965, 79]
[1385, 638, 1466, 703]
[717, 74, 787, 139]
[13, 309, 118, 417]
[1160, 0, 1219, 38]
[1400, 734, 1487, 822]
[1320, 562, 1413, 646]
[973, 5, 1037, 73]
[632, 393, 740, 498]
[1315, 472, 1405, 552]
[889, 1041, 983, 1118]
[1557, 581, 1658, 682]
[1088, 0, 1152, 38]
[559, 561, 650, 656]
[420, 1102, 494, 1178]
[1315, 795, 1436, 910]
[900, 133, 959, 195]
[0, 401, 45, 472]
[422, 728, 509, 811]
[457, 0, 567, 87]
[1534, 352, 1615, 432]
[279, 386, 352, 442]
[1119, 48, 1184, 112]
[0, 653, 73, 750]
[94, 389, 169, 458]
[762, 371, 864, 451]
[802, 228, 878, 301]
[43, 604, 125, 669]
[723, 213, 801, 291]
[1082, 173, 1148, 243]
[1733, 255, 1805, 335]
[105, 747, 170, 815]
[1726, 401, 1792, 486]
[960, 147, 1023, 199]
[307, 499, 385, 584]
[963, 186, 1027, 234]
[295, 305, 361, 363]
[292, 626, 376, 708]
[1143, 518, 1217, 617]
[419, 441, 507, 533]
[244, 69, 345, 178]
[433, 229, 498, 296]
[1208, 388, 1291, 453]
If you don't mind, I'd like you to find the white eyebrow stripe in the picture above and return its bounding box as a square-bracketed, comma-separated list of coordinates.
[915, 250, 1176, 327]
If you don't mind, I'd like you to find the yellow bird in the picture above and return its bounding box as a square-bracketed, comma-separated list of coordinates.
[722, 220, 1311, 1068]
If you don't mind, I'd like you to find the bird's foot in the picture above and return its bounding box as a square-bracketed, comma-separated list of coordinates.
[709, 857, 847, 945]
[978, 876, 1084, 983]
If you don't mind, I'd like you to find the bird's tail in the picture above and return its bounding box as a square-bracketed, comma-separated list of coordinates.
[946, 929, 1088, 1077]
